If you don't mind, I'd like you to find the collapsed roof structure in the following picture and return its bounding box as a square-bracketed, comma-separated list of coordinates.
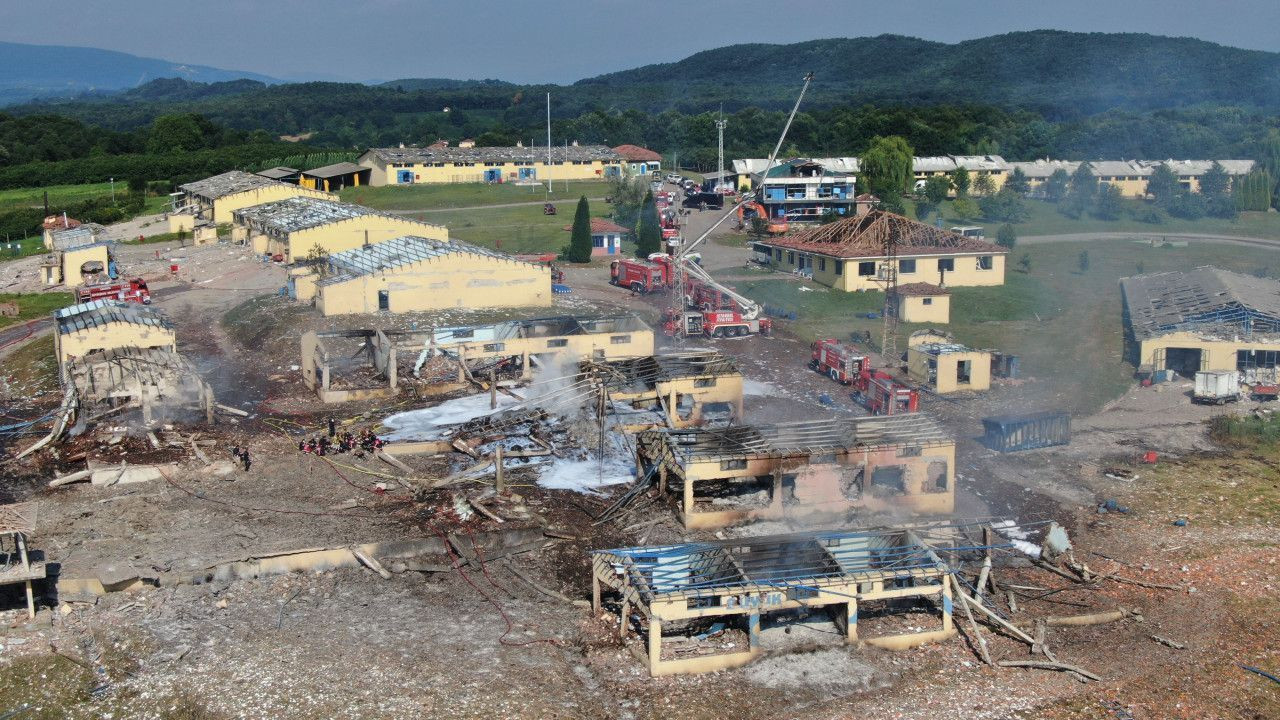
[585, 351, 744, 430]
[1120, 266, 1280, 378]
[634, 414, 955, 529]
[764, 210, 1006, 260]
[591, 527, 955, 675]
[65, 347, 215, 425]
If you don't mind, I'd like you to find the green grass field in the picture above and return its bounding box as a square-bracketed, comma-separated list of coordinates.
[926, 197, 1280, 239]
[339, 181, 615, 212]
[0, 182, 170, 215]
[720, 239, 1280, 413]
[0, 291, 74, 329]
[406, 200, 625, 256]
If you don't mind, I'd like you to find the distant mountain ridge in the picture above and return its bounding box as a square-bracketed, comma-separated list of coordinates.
[0, 40, 277, 105]
[575, 31, 1280, 115]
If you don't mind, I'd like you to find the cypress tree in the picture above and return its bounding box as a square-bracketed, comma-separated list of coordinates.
[634, 190, 661, 258]
[567, 196, 592, 263]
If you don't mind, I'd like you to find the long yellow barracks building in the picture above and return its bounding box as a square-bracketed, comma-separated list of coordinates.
[357, 144, 624, 186]
[231, 196, 448, 263]
[305, 235, 551, 316]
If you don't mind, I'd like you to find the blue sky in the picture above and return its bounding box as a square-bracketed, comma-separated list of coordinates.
[3, 0, 1278, 83]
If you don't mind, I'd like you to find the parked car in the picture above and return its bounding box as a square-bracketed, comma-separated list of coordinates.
[683, 192, 725, 210]
[665, 173, 682, 184]
[650, 180, 663, 192]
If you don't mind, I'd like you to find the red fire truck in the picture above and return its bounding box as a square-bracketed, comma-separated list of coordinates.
[663, 308, 772, 338]
[74, 278, 151, 305]
[810, 339, 919, 413]
[809, 339, 868, 384]
[609, 257, 674, 293]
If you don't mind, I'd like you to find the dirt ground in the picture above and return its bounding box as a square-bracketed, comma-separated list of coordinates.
[0, 205, 1277, 719]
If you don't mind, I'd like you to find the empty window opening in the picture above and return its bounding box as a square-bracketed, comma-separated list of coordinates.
[870, 466, 906, 496]
[927, 461, 948, 492]
[977, 255, 993, 270]
[719, 458, 748, 471]
[938, 258, 955, 272]
[956, 360, 972, 384]
[835, 260, 844, 276]
[922, 297, 933, 305]
[377, 290, 389, 311]
[694, 377, 717, 388]
[694, 476, 772, 510]
[610, 334, 631, 345]
[546, 338, 568, 348]
[1164, 347, 1202, 378]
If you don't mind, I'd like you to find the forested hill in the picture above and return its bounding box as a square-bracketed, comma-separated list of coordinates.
[0, 41, 277, 106]
[578, 31, 1280, 115]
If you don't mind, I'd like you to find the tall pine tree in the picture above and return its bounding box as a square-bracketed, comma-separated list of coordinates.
[566, 196, 593, 263]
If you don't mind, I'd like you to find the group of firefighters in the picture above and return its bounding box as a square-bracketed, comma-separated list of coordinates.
[299, 418, 384, 457]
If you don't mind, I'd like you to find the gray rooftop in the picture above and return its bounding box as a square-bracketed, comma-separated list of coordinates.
[362, 144, 623, 165]
[179, 170, 283, 201]
[318, 236, 534, 286]
[301, 162, 367, 179]
[233, 196, 410, 235]
[256, 166, 299, 180]
[1121, 266, 1280, 340]
[54, 300, 173, 335]
[49, 223, 108, 251]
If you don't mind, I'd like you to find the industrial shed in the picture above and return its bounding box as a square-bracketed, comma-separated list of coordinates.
[299, 162, 371, 192]
[1121, 266, 1280, 379]
[53, 300, 176, 372]
[634, 414, 955, 530]
[307, 235, 551, 315]
[172, 170, 333, 230]
[231, 196, 448, 263]
[757, 211, 1006, 292]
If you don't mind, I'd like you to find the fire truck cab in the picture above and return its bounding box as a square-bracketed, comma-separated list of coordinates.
[610, 257, 671, 293]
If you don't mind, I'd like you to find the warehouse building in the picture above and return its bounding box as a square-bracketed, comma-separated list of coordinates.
[172, 170, 333, 231]
[1121, 266, 1280, 379]
[357, 144, 624, 186]
[634, 414, 955, 530]
[231, 196, 448, 263]
[299, 162, 371, 192]
[53, 300, 175, 373]
[756, 210, 1007, 292]
[301, 235, 551, 315]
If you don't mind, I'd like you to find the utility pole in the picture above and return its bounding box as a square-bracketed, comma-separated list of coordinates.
[546, 92, 553, 196]
[715, 107, 727, 194]
[110, 177, 116, 204]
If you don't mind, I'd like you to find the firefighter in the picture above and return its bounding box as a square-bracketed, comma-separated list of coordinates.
[239, 448, 251, 472]
[327, 417, 336, 438]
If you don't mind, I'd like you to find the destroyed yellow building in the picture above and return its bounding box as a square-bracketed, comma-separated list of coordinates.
[590, 352, 744, 430]
[906, 340, 992, 394]
[53, 300, 176, 373]
[302, 315, 655, 403]
[41, 241, 112, 288]
[1121, 266, 1280, 378]
[890, 282, 951, 324]
[591, 528, 955, 676]
[171, 170, 332, 232]
[305, 236, 551, 315]
[65, 346, 214, 425]
[634, 414, 955, 530]
[232, 196, 448, 263]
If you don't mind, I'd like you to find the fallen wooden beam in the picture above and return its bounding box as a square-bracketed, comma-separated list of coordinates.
[469, 497, 505, 524]
[996, 659, 1102, 682]
[48, 469, 94, 487]
[1043, 608, 1129, 627]
[375, 449, 414, 474]
[503, 559, 575, 603]
[214, 403, 250, 417]
[350, 547, 393, 580]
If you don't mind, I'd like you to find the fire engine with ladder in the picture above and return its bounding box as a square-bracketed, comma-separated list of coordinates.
[610, 72, 815, 340]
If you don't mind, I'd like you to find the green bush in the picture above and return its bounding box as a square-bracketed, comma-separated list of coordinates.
[1209, 413, 1280, 447]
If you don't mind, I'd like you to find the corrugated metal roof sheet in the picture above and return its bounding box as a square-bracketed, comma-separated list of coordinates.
[54, 300, 173, 335]
[1121, 266, 1280, 340]
[300, 162, 366, 179]
[233, 196, 397, 234]
[363, 145, 622, 165]
[49, 224, 108, 250]
[179, 170, 282, 200]
[316, 235, 534, 286]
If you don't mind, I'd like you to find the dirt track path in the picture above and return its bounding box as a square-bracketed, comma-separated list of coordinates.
[1020, 230, 1280, 249]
